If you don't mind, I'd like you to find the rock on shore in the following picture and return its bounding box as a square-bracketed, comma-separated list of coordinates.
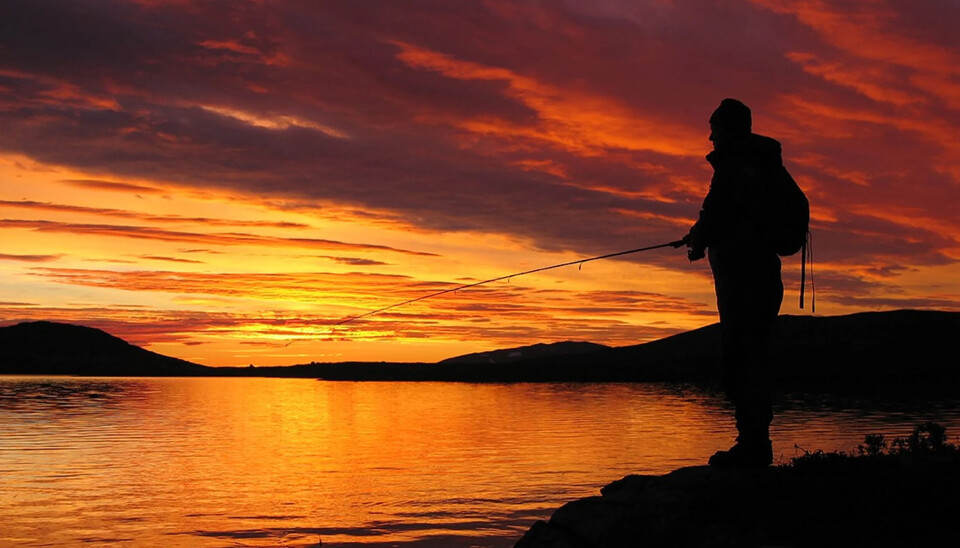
[515, 457, 960, 547]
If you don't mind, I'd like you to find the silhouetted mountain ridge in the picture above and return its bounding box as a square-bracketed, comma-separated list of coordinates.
[0, 321, 211, 376]
[314, 310, 960, 386]
[440, 341, 609, 365]
[2, 310, 958, 388]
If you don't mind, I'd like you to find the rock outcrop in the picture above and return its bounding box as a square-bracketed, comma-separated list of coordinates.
[515, 455, 960, 547]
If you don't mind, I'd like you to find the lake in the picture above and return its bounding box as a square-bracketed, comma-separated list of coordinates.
[2, 376, 959, 547]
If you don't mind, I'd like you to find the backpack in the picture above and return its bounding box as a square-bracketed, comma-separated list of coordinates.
[767, 166, 809, 257]
[764, 166, 814, 310]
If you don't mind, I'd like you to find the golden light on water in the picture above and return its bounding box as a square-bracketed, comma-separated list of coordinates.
[4, 377, 959, 546]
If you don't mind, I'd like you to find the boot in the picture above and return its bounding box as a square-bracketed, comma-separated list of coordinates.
[708, 438, 773, 468]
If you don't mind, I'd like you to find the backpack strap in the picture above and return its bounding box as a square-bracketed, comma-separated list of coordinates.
[799, 231, 815, 313]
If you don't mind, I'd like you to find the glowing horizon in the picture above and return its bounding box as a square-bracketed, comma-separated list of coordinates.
[2, 1, 958, 365]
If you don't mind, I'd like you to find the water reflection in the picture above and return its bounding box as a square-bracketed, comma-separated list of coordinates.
[0, 377, 131, 411]
[1, 376, 959, 547]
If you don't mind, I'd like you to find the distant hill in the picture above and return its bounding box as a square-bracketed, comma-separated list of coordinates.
[440, 341, 609, 365]
[577, 309, 960, 386]
[0, 321, 212, 376]
[315, 310, 960, 387]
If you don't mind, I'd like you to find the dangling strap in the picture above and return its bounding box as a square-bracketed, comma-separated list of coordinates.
[808, 231, 815, 313]
[799, 231, 815, 313]
[800, 235, 806, 309]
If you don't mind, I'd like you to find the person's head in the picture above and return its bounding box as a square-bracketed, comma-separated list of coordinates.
[709, 98, 751, 149]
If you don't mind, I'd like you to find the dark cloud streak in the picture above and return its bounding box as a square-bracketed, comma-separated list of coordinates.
[0, 218, 436, 256]
[0, 253, 61, 262]
[0, 200, 311, 229]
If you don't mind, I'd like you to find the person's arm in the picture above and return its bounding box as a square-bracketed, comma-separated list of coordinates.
[685, 180, 721, 261]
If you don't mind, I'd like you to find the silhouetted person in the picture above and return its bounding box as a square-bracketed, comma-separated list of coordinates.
[684, 99, 785, 468]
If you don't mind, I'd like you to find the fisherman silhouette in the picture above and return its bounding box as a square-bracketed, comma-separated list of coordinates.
[683, 98, 786, 468]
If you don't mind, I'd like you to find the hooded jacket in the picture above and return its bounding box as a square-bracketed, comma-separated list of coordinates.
[687, 132, 785, 255]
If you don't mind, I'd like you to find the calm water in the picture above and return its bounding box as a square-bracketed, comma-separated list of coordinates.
[2, 377, 959, 547]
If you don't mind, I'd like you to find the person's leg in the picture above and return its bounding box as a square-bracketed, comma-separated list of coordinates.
[709, 251, 781, 467]
[742, 253, 783, 448]
[711, 321, 774, 467]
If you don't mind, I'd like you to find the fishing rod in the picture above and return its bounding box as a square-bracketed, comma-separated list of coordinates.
[331, 238, 687, 327]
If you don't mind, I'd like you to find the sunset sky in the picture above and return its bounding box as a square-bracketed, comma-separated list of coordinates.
[2, 0, 958, 366]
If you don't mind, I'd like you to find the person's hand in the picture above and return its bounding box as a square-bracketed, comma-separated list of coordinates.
[680, 230, 705, 261]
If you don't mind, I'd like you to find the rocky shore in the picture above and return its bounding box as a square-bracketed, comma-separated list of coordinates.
[515, 448, 960, 547]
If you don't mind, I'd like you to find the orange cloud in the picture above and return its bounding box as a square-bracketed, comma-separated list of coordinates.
[752, 0, 960, 82]
[785, 52, 919, 107]
[1, 219, 435, 256]
[392, 41, 701, 158]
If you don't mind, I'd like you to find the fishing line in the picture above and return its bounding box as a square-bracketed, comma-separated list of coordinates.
[332, 239, 686, 327]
